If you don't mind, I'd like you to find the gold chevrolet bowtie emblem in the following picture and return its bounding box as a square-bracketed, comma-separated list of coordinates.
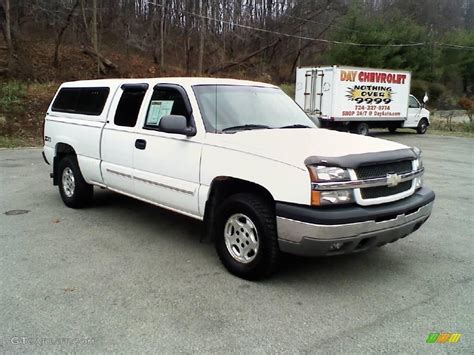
[387, 173, 402, 187]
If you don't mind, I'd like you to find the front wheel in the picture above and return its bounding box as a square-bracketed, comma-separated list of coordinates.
[58, 156, 93, 208]
[214, 193, 280, 280]
[417, 118, 428, 134]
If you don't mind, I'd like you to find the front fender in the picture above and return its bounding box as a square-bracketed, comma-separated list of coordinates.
[200, 144, 311, 209]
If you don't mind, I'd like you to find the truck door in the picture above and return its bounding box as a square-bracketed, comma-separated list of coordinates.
[132, 84, 202, 217]
[100, 84, 148, 194]
[405, 95, 422, 128]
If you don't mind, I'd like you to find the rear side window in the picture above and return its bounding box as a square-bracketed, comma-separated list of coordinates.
[114, 85, 148, 127]
[52, 87, 110, 115]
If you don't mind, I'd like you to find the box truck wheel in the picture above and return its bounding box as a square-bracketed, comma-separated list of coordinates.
[417, 118, 428, 134]
[388, 125, 397, 133]
[351, 122, 369, 136]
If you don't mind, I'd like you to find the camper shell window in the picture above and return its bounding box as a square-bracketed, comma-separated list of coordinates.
[52, 87, 110, 115]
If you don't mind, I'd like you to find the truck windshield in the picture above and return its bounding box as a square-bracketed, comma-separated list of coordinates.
[193, 85, 315, 133]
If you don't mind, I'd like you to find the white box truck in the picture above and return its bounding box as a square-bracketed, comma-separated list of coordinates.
[295, 66, 430, 135]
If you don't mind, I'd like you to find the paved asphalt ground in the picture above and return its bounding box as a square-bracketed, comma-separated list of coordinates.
[1, 132, 473, 353]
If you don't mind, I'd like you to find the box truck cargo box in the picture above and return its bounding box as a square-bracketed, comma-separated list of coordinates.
[295, 66, 430, 135]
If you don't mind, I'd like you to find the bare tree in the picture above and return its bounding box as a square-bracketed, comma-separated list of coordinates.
[198, 0, 204, 74]
[4, 0, 12, 66]
[91, 0, 103, 74]
[160, 0, 165, 70]
[53, 0, 80, 68]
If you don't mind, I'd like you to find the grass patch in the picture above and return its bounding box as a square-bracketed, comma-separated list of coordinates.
[389, 124, 474, 138]
[0, 81, 27, 114]
[427, 129, 474, 138]
[280, 83, 295, 99]
[0, 81, 57, 146]
[0, 135, 42, 148]
[429, 118, 474, 137]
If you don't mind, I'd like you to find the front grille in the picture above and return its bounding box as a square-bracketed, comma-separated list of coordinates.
[356, 160, 414, 200]
[361, 181, 412, 199]
[355, 160, 413, 180]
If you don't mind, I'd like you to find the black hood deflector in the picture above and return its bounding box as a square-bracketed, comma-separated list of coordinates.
[304, 148, 417, 169]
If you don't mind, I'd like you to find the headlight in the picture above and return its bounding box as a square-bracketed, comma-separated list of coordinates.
[414, 157, 423, 170]
[414, 174, 424, 189]
[307, 166, 350, 182]
[307, 165, 354, 206]
[319, 189, 354, 204]
[413, 157, 424, 189]
[412, 147, 424, 189]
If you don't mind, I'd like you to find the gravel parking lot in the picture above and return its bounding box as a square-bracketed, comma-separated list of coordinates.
[1, 132, 473, 353]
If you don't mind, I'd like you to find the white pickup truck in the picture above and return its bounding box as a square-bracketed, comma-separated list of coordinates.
[42, 78, 435, 279]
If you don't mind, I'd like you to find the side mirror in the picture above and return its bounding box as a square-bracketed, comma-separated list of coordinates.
[423, 93, 429, 104]
[158, 115, 196, 136]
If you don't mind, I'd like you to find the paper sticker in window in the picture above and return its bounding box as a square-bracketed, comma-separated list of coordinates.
[147, 100, 174, 125]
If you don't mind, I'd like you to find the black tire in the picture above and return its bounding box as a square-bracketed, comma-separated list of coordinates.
[351, 122, 369, 136]
[388, 126, 397, 133]
[58, 155, 93, 208]
[417, 118, 428, 134]
[214, 193, 280, 280]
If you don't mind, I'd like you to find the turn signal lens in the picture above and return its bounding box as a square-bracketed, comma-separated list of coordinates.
[311, 190, 321, 206]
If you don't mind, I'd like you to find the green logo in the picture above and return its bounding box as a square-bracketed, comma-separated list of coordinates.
[426, 333, 462, 343]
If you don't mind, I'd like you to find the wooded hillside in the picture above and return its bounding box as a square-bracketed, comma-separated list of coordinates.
[0, 0, 473, 105]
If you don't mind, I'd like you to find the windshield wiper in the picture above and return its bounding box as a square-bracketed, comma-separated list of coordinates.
[279, 124, 311, 129]
[222, 124, 271, 132]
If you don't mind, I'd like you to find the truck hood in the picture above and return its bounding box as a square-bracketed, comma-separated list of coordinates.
[206, 128, 409, 170]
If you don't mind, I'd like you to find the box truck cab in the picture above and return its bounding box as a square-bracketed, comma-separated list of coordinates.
[295, 66, 430, 135]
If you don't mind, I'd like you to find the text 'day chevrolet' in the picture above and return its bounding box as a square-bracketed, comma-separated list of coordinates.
[42, 78, 435, 279]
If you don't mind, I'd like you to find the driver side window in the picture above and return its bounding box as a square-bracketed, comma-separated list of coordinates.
[409, 96, 420, 108]
[144, 87, 189, 130]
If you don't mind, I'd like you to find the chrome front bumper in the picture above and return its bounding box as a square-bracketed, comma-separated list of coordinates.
[276, 189, 434, 257]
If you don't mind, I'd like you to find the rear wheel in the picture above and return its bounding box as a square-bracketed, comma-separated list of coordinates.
[388, 126, 397, 133]
[58, 156, 93, 208]
[351, 122, 369, 136]
[417, 118, 428, 134]
[214, 193, 280, 280]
